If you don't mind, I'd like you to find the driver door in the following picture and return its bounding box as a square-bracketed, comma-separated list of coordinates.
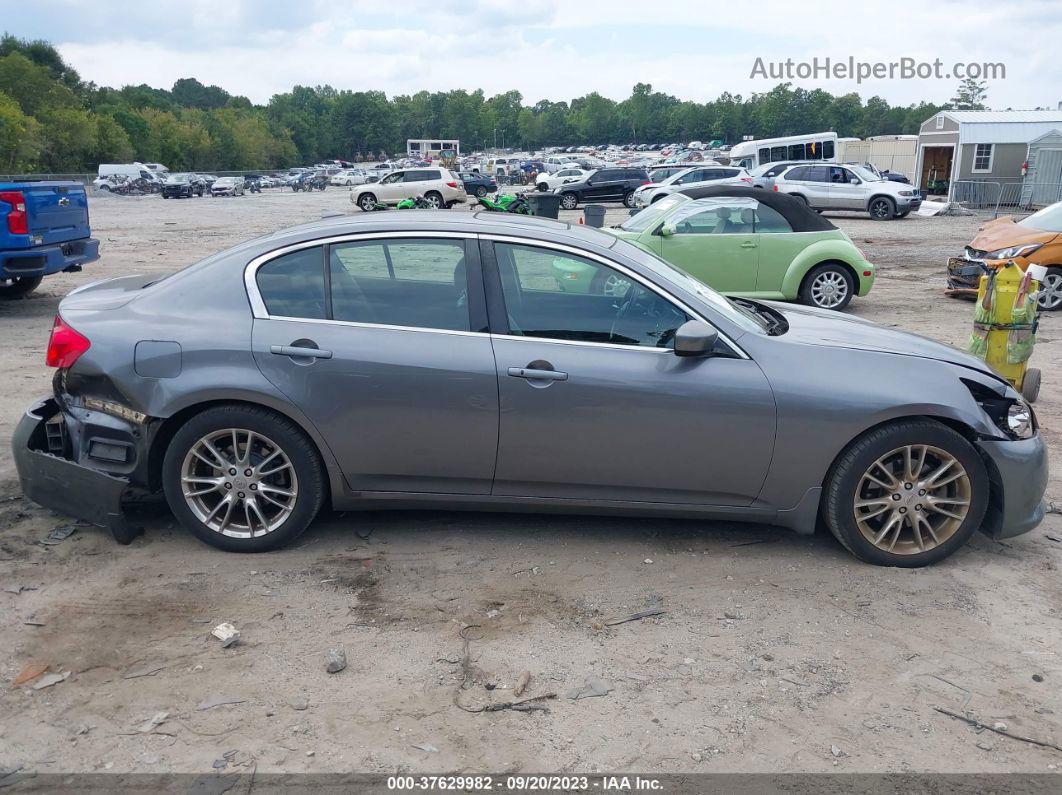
[484, 239, 775, 505]
[655, 197, 761, 294]
[375, 170, 406, 201]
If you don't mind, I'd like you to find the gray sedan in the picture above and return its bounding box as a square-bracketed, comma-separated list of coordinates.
[13, 213, 1046, 566]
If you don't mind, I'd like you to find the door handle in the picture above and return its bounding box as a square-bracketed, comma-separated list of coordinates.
[508, 366, 568, 381]
[740, 241, 758, 248]
[270, 344, 333, 359]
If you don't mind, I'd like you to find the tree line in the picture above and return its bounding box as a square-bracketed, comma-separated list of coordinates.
[0, 34, 948, 174]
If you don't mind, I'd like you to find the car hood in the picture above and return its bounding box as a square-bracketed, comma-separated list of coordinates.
[765, 300, 1003, 378]
[969, 216, 1058, 252]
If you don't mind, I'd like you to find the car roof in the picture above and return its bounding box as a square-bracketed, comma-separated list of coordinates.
[676, 185, 836, 232]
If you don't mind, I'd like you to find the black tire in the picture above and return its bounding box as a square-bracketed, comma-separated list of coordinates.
[424, 191, 443, 208]
[560, 192, 578, 210]
[1036, 266, 1062, 311]
[790, 194, 809, 206]
[536, 182, 548, 192]
[358, 193, 378, 212]
[822, 419, 988, 567]
[475, 185, 488, 198]
[868, 196, 896, 220]
[0, 275, 44, 298]
[162, 194, 170, 199]
[798, 263, 855, 311]
[623, 190, 637, 208]
[1021, 368, 1041, 403]
[650, 193, 666, 204]
[162, 405, 326, 552]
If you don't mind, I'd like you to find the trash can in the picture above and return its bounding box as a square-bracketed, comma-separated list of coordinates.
[584, 205, 606, 228]
[525, 192, 562, 219]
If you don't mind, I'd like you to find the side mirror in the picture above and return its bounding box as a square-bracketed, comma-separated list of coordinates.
[849, 178, 860, 185]
[660, 223, 677, 237]
[673, 320, 719, 357]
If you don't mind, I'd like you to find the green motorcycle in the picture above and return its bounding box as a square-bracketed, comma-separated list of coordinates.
[475, 193, 531, 214]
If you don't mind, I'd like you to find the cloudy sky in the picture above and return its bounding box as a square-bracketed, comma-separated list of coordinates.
[9, 0, 1062, 109]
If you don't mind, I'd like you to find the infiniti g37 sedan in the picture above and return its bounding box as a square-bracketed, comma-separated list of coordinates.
[13, 213, 1047, 566]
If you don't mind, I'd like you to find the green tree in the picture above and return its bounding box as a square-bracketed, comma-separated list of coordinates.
[949, 78, 987, 110]
[0, 89, 39, 169]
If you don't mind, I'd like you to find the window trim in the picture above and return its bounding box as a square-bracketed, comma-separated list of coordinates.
[246, 231, 484, 337]
[479, 234, 746, 358]
[972, 143, 994, 173]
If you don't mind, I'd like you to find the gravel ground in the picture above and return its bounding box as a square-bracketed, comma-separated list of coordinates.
[0, 188, 1060, 776]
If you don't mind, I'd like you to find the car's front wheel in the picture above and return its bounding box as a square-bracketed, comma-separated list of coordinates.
[799, 263, 854, 311]
[162, 405, 326, 552]
[869, 196, 896, 220]
[623, 190, 637, 208]
[358, 193, 378, 212]
[475, 186, 488, 198]
[536, 182, 549, 192]
[822, 420, 988, 567]
[1036, 266, 1062, 311]
[560, 192, 578, 210]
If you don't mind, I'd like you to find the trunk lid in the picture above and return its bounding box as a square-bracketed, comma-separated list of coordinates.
[19, 181, 91, 246]
[60, 274, 162, 312]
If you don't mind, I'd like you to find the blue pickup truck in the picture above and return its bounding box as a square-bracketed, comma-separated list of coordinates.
[0, 181, 100, 298]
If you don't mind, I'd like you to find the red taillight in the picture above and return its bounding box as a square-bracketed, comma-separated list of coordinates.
[741, 177, 752, 183]
[641, 180, 650, 185]
[0, 191, 28, 235]
[46, 314, 91, 369]
[773, 185, 779, 191]
[446, 181, 458, 188]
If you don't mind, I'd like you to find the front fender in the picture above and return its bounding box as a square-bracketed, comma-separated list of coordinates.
[780, 239, 873, 297]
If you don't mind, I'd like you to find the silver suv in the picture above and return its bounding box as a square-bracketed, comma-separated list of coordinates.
[773, 164, 921, 220]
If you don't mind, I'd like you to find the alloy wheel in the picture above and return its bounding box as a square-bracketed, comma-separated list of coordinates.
[424, 193, 443, 208]
[561, 193, 577, 210]
[810, 270, 850, 309]
[870, 199, 892, 219]
[1037, 272, 1062, 310]
[853, 444, 971, 555]
[180, 428, 298, 538]
[600, 274, 632, 297]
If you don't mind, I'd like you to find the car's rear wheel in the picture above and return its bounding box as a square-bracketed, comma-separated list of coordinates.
[1036, 266, 1062, 311]
[0, 275, 43, 298]
[822, 420, 988, 567]
[424, 191, 443, 208]
[476, 185, 488, 198]
[358, 193, 378, 212]
[162, 405, 326, 552]
[799, 263, 854, 311]
[623, 190, 637, 208]
[869, 197, 896, 220]
[536, 182, 548, 192]
[560, 192, 578, 210]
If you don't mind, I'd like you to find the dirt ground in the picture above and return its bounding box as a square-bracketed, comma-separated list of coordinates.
[0, 188, 1060, 778]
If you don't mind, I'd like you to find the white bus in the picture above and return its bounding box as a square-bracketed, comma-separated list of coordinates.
[726, 132, 838, 170]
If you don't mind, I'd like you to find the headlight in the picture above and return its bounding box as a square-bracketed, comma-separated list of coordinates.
[985, 243, 1042, 260]
[1007, 400, 1034, 439]
[899, 190, 914, 196]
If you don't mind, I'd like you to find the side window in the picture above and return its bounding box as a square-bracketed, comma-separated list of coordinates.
[257, 247, 327, 319]
[807, 166, 833, 183]
[495, 243, 688, 348]
[753, 203, 793, 233]
[670, 198, 758, 235]
[822, 140, 835, 159]
[329, 239, 469, 331]
[830, 167, 854, 183]
[785, 166, 808, 181]
[381, 172, 404, 184]
[788, 144, 805, 159]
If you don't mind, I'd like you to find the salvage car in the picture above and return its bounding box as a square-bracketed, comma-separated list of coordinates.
[632, 166, 751, 207]
[568, 186, 874, 311]
[210, 177, 245, 197]
[554, 167, 651, 210]
[13, 213, 1045, 566]
[161, 173, 204, 199]
[773, 164, 921, 219]
[946, 201, 1062, 310]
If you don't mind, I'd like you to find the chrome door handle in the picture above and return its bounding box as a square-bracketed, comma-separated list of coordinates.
[271, 345, 333, 359]
[507, 367, 568, 381]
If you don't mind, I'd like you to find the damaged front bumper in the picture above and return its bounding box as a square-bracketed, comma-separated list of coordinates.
[976, 434, 1048, 540]
[12, 396, 143, 543]
[946, 257, 987, 292]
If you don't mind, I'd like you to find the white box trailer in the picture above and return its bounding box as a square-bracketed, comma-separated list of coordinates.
[837, 136, 918, 180]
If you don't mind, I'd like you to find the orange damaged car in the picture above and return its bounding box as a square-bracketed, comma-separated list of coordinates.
[947, 200, 1062, 310]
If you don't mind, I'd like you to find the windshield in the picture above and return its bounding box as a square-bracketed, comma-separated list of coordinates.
[849, 165, 884, 182]
[1018, 202, 1062, 233]
[607, 236, 766, 336]
[618, 194, 686, 232]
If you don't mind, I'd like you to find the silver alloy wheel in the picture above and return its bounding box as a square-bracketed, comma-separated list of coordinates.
[810, 270, 850, 309]
[360, 194, 376, 211]
[561, 193, 577, 210]
[853, 444, 971, 555]
[601, 274, 633, 297]
[424, 192, 443, 208]
[180, 428, 298, 539]
[1037, 271, 1062, 310]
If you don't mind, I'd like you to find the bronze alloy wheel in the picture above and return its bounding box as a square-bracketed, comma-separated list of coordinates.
[852, 444, 971, 555]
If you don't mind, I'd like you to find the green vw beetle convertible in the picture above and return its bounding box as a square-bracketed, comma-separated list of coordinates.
[554, 185, 875, 310]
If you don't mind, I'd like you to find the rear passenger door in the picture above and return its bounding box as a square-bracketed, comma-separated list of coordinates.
[250, 234, 500, 495]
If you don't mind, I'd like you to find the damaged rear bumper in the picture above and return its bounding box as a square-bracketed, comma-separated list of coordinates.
[12, 397, 141, 543]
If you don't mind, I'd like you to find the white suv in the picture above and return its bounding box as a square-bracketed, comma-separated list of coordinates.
[772, 163, 921, 219]
[633, 165, 750, 207]
[350, 168, 467, 211]
[535, 167, 592, 192]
